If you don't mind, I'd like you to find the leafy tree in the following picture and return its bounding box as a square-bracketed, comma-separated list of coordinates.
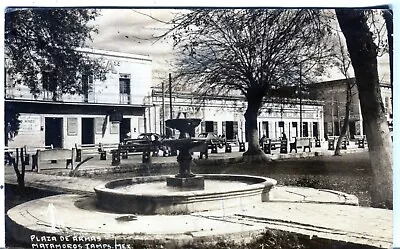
[5, 8, 107, 190]
[336, 9, 392, 209]
[4, 8, 107, 102]
[169, 9, 332, 161]
[4, 104, 20, 146]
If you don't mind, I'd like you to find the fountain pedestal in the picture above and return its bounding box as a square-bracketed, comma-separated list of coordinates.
[164, 118, 205, 190]
[166, 176, 205, 189]
[167, 149, 204, 189]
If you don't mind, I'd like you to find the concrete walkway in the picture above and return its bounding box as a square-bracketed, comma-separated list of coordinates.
[7, 194, 392, 248]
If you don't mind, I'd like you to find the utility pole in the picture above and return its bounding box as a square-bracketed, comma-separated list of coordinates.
[169, 73, 173, 120]
[161, 81, 165, 136]
[299, 63, 303, 137]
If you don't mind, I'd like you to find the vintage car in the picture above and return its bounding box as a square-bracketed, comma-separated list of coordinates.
[121, 133, 162, 152]
[197, 133, 225, 148]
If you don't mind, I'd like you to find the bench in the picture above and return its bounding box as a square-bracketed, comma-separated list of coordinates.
[280, 139, 288, 154]
[327, 136, 338, 150]
[327, 136, 349, 150]
[75, 143, 100, 161]
[315, 138, 321, 147]
[289, 137, 311, 153]
[340, 136, 348, 150]
[98, 143, 120, 160]
[262, 140, 272, 154]
[4, 147, 20, 166]
[110, 143, 155, 165]
[5, 145, 53, 167]
[270, 139, 281, 150]
[354, 135, 366, 148]
[239, 142, 246, 152]
[32, 149, 75, 172]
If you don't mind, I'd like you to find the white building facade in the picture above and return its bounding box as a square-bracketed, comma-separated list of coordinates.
[5, 49, 152, 148]
[148, 90, 325, 142]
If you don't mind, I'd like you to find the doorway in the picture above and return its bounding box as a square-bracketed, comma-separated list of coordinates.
[261, 121, 269, 138]
[120, 118, 131, 142]
[302, 122, 309, 137]
[349, 121, 356, 139]
[45, 117, 63, 148]
[313, 122, 319, 138]
[81, 118, 95, 145]
[225, 121, 234, 140]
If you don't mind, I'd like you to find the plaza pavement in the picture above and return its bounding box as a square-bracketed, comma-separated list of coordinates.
[4, 141, 394, 248]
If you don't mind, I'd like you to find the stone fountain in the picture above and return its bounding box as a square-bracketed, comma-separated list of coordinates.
[163, 118, 205, 190]
[94, 118, 277, 215]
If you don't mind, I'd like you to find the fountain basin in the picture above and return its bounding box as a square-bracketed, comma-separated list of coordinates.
[94, 174, 277, 215]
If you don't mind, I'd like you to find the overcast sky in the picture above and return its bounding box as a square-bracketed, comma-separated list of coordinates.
[87, 9, 178, 87]
[87, 8, 391, 87]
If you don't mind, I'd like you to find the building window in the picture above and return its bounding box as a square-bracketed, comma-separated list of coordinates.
[42, 71, 57, 92]
[205, 121, 214, 133]
[42, 71, 59, 100]
[82, 74, 94, 102]
[119, 74, 131, 104]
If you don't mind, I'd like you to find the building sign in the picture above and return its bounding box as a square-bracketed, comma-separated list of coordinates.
[105, 60, 120, 74]
[95, 117, 105, 134]
[110, 122, 119, 134]
[67, 118, 78, 136]
[18, 116, 41, 132]
[327, 122, 333, 133]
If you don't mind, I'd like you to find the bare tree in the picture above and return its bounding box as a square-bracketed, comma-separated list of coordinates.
[332, 30, 357, 156]
[336, 9, 392, 209]
[169, 9, 331, 161]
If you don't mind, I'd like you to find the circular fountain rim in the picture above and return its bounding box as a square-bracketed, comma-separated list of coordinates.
[94, 174, 277, 197]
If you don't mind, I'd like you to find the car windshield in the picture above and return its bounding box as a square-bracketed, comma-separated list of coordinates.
[137, 134, 148, 139]
[138, 134, 159, 141]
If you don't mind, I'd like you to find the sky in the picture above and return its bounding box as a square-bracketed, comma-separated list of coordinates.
[86, 8, 391, 88]
[86, 9, 178, 87]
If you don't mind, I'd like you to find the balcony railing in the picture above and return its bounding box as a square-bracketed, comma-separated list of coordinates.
[6, 85, 146, 106]
[119, 93, 131, 104]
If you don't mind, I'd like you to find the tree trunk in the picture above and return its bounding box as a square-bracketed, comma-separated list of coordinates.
[382, 10, 393, 110]
[12, 148, 26, 192]
[334, 86, 351, 156]
[242, 94, 268, 162]
[336, 9, 393, 209]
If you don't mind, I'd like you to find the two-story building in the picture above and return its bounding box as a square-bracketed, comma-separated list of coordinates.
[308, 78, 393, 139]
[5, 48, 152, 148]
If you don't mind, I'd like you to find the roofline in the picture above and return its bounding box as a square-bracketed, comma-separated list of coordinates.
[151, 88, 324, 106]
[5, 98, 152, 108]
[77, 47, 152, 62]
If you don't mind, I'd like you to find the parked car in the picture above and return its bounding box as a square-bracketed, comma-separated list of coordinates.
[122, 133, 162, 152]
[197, 133, 225, 148]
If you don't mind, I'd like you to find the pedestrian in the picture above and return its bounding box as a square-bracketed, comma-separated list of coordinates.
[259, 135, 266, 146]
[281, 132, 287, 140]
